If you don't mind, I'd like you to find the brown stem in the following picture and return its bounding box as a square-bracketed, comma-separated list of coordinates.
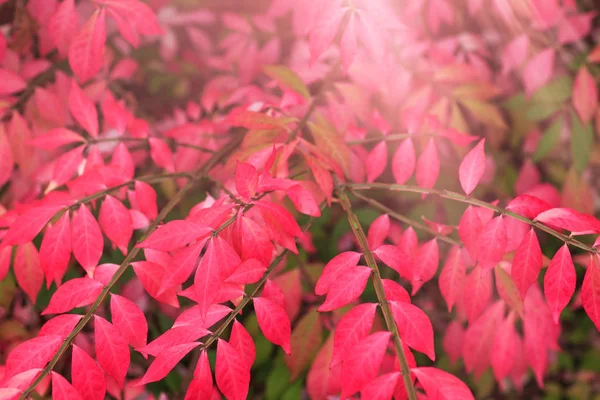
[348, 183, 599, 255]
[19, 134, 243, 399]
[335, 179, 418, 400]
[347, 132, 437, 145]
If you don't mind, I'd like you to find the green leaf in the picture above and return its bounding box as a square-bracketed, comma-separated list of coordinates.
[284, 308, 322, 380]
[263, 65, 310, 99]
[460, 99, 507, 130]
[531, 75, 573, 104]
[571, 112, 594, 173]
[534, 117, 563, 162]
[266, 356, 291, 400]
[526, 101, 563, 122]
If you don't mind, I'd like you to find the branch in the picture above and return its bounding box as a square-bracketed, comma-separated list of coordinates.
[348, 183, 599, 255]
[335, 180, 418, 400]
[347, 132, 435, 146]
[350, 191, 462, 247]
[19, 133, 244, 399]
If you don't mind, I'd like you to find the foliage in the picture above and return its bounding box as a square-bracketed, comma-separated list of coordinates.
[0, 0, 599, 399]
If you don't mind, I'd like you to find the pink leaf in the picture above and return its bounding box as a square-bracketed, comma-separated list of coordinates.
[476, 215, 507, 271]
[135, 181, 158, 220]
[160, 240, 205, 294]
[366, 141, 388, 183]
[558, 12, 596, 44]
[138, 342, 200, 385]
[367, 214, 390, 250]
[193, 238, 232, 317]
[69, 81, 98, 137]
[235, 162, 258, 200]
[186, 350, 213, 400]
[39, 314, 82, 338]
[148, 138, 175, 172]
[523, 48, 555, 96]
[3, 204, 63, 245]
[133, 261, 180, 308]
[94, 316, 130, 388]
[254, 296, 291, 354]
[315, 251, 361, 296]
[412, 238, 439, 291]
[39, 212, 71, 287]
[373, 244, 413, 278]
[582, 255, 600, 331]
[216, 339, 250, 400]
[287, 183, 321, 217]
[381, 279, 411, 303]
[491, 314, 518, 383]
[52, 145, 85, 186]
[506, 194, 552, 219]
[459, 138, 486, 195]
[0, 69, 26, 95]
[71, 205, 104, 275]
[573, 66, 598, 124]
[226, 258, 266, 284]
[317, 265, 371, 312]
[99, 195, 133, 255]
[330, 303, 377, 368]
[501, 35, 528, 76]
[340, 331, 390, 398]
[110, 294, 148, 349]
[458, 206, 483, 261]
[360, 372, 400, 400]
[411, 367, 475, 400]
[68, 8, 106, 83]
[139, 220, 212, 252]
[0, 128, 14, 187]
[511, 228, 543, 300]
[42, 277, 103, 315]
[535, 208, 600, 234]
[438, 246, 466, 312]
[415, 138, 440, 190]
[14, 243, 43, 303]
[72, 345, 106, 400]
[230, 320, 256, 369]
[544, 245, 576, 323]
[390, 300, 435, 361]
[6, 335, 62, 377]
[48, 0, 79, 57]
[392, 138, 416, 185]
[51, 372, 83, 400]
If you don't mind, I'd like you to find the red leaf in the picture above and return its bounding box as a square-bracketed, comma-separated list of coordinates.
[14, 242, 43, 303]
[68, 8, 106, 83]
[511, 228, 543, 300]
[381, 279, 411, 303]
[367, 214, 390, 250]
[230, 320, 256, 369]
[390, 300, 435, 361]
[287, 183, 321, 217]
[317, 265, 371, 312]
[366, 141, 388, 183]
[137, 326, 208, 358]
[235, 162, 258, 200]
[462, 301, 504, 377]
[415, 138, 440, 190]
[149, 138, 175, 172]
[0, 69, 26, 95]
[411, 367, 475, 400]
[216, 339, 250, 400]
[373, 244, 412, 278]
[42, 277, 103, 315]
[48, 0, 79, 57]
[582, 255, 600, 331]
[135, 181, 158, 220]
[254, 296, 291, 354]
[110, 293, 148, 348]
[506, 194, 552, 219]
[72, 345, 106, 400]
[458, 138, 486, 195]
[573, 66, 598, 124]
[315, 251, 361, 296]
[412, 238, 439, 291]
[96, 0, 163, 40]
[535, 208, 600, 234]
[3, 204, 63, 245]
[139, 220, 211, 252]
[340, 331, 390, 398]
[39, 211, 71, 287]
[458, 206, 483, 261]
[160, 240, 205, 292]
[438, 246, 466, 312]
[226, 258, 266, 284]
[51, 372, 83, 400]
[186, 351, 213, 400]
[523, 48, 555, 96]
[138, 342, 200, 385]
[94, 316, 130, 388]
[495, 264, 524, 317]
[491, 313, 518, 383]
[99, 195, 132, 255]
[544, 245, 576, 323]
[330, 303, 377, 368]
[443, 320, 464, 365]
[255, 200, 302, 237]
[360, 372, 400, 400]
[52, 145, 85, 186]
[463, 265, 493, 323]
[132, 261, 180, 308]
[193, 238, 234, 317]
[5, 335, 62, 377]
[476, 215, 507, 271]
[69, 81, 98, 137]
[307, 337, 341, 400]
[71, 205, 104, 275]
[0, 128, 14, 187]
[39, 314, 82, 338]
